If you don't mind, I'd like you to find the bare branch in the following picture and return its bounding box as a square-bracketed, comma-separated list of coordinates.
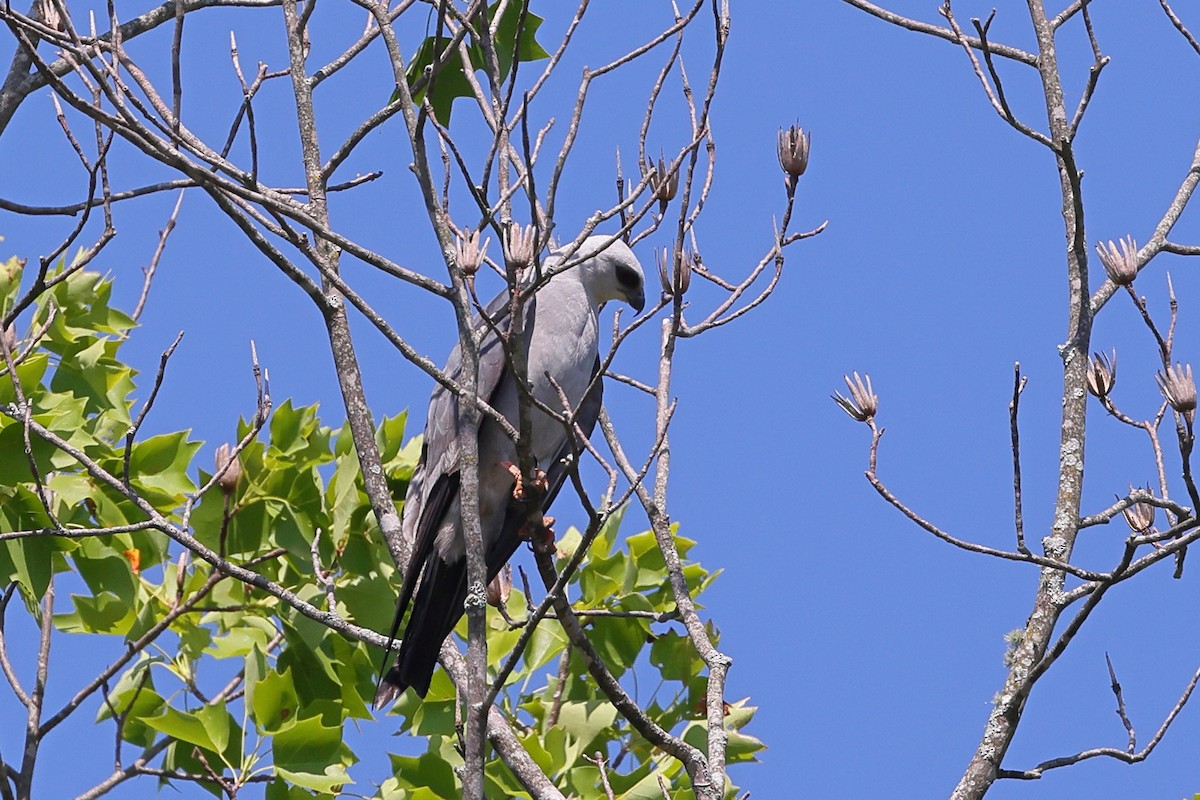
[132, 190, 184, 321]
[0, 585, 30, 709]
[840, 0, 1036, 64]
[937, 5, 1053, 147]
[1106, 652, 1137, 753]
[998, 663, 1200, 780]
[122, 331, 185, 487]
[0, 0, 284, 135]
[1010, 363, 1029, 553]
[1159, 0, 1200, 56]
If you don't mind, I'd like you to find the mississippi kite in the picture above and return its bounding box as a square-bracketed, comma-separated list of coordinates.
[374, 235, 646, 705]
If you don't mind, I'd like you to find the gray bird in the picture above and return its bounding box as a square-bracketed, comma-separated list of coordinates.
[374, 235, 646, 705]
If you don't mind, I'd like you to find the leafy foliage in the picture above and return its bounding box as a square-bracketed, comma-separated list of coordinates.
[0, 254, 760, 797]
[403, 0, 549, 123]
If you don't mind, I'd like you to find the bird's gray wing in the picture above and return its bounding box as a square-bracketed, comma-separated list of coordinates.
[374, 288, 532, 704]
[392, 288, 526, 610]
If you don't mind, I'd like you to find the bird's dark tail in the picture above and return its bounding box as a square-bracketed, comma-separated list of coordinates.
[373, 555, 468, 707]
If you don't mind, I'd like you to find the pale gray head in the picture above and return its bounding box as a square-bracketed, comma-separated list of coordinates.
[568, 235, 646, 312]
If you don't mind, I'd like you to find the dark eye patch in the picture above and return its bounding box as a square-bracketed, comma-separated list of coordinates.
[615, 263, 640, 288]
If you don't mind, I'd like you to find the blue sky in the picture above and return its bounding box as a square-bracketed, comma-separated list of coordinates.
[4, 1, 1200, 798]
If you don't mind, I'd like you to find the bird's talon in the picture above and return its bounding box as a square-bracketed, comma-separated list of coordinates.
[533, 516, 556, 553]
[517, 515, 556, 552]
[500, 461, 548, 501]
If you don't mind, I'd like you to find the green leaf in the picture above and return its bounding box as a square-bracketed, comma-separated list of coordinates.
[0, 415, 58, 486]
[376, 410, 410, 464]
[207, 616, 277, 659]
[5, 534, 58, 601]
[252, 666, 300, 734]
[144, 706, 222, 753]
[178, 622, 214, 660]
[163, 740, 223, 798]
[268, 400, 332, 466]
[265, 778, 321, 800]
[197, 700, 234, 754]
[144, 702, 239, 765]
[726, 728, 767, 763]
[274, 764, 351, 794]
[0, 254, 23, 315]
[388, 750, 459, 797]
[650, 631, 700, 682]
[275, 629, 343, 716]
[272, 716, 349, 780]
[49, 338, 136, 422]
[404, 1, 548, 123]
[612, 766, 681, 800]
[265, 493, 321, 560]
[337, 571, 397, 635]
[407, 694, 457, 737]
[522, 616, 569, 676]
[579, 547, 627, 601]
[513, 731, 555, 778]
[126, 430, 200, 502]
[0, 351, 48, 406]
[326, 443, 362, 542]
[57, 590, 135, 635]
[556, 699, 618, 750]
[96, 658, 166, 747]
[329, 635, 374, 720]
[336, 524, 395, 584]
[108, 687, 166, 748]
[540, 724, 570, 775]
[588, 612, 648, 675]
[243, 644, 268, 707]
[485, 625, 524, 671]
[193, 490, 267, 557]
[592, 505, 627, 560]
[74, 539, 137, 602]
[46, 471, 95, 510]
[403, 36, 475, 123]
[484, 0, 550, 77]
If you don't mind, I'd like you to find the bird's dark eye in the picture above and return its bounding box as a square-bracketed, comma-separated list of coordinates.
[615, 263, 640, 289]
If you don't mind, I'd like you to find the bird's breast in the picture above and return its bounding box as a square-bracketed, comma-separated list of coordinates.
[527, 306, 598, 413]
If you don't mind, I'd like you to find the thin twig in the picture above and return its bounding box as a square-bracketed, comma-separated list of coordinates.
[839, 0, 1036, 64]
[999, 663, 1200, 779]
[1159, 0, 1200, 56]
[132, 190, 184, 321]
[1010, 363, 1029, 553]
[1105, 652, 1136, 753]
[122, 331, 184, 487]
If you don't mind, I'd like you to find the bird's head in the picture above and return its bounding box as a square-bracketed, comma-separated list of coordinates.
[573, 235, 646, 313]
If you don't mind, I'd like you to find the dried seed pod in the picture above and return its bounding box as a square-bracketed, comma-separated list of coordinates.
[487, 563, 512, 608]
[38, 0, 65, 32]
[1157, 362, 1197, 418]
[214, 443, 244, 495]
[832, 372, 877, 422]
[1095, 236, 1138, 286]
[644, 152, 678, 206]
[778, 124, 811, 179]
[655, 245, 693, 298]
[1122, 486, 1156, 534]
[1086, 350, 1117, 399]
[455, 229, 489, 279]
[505, 222, 537, 274]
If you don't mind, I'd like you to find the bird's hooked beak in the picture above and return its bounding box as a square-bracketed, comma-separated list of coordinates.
[628, 285, 645, 313]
